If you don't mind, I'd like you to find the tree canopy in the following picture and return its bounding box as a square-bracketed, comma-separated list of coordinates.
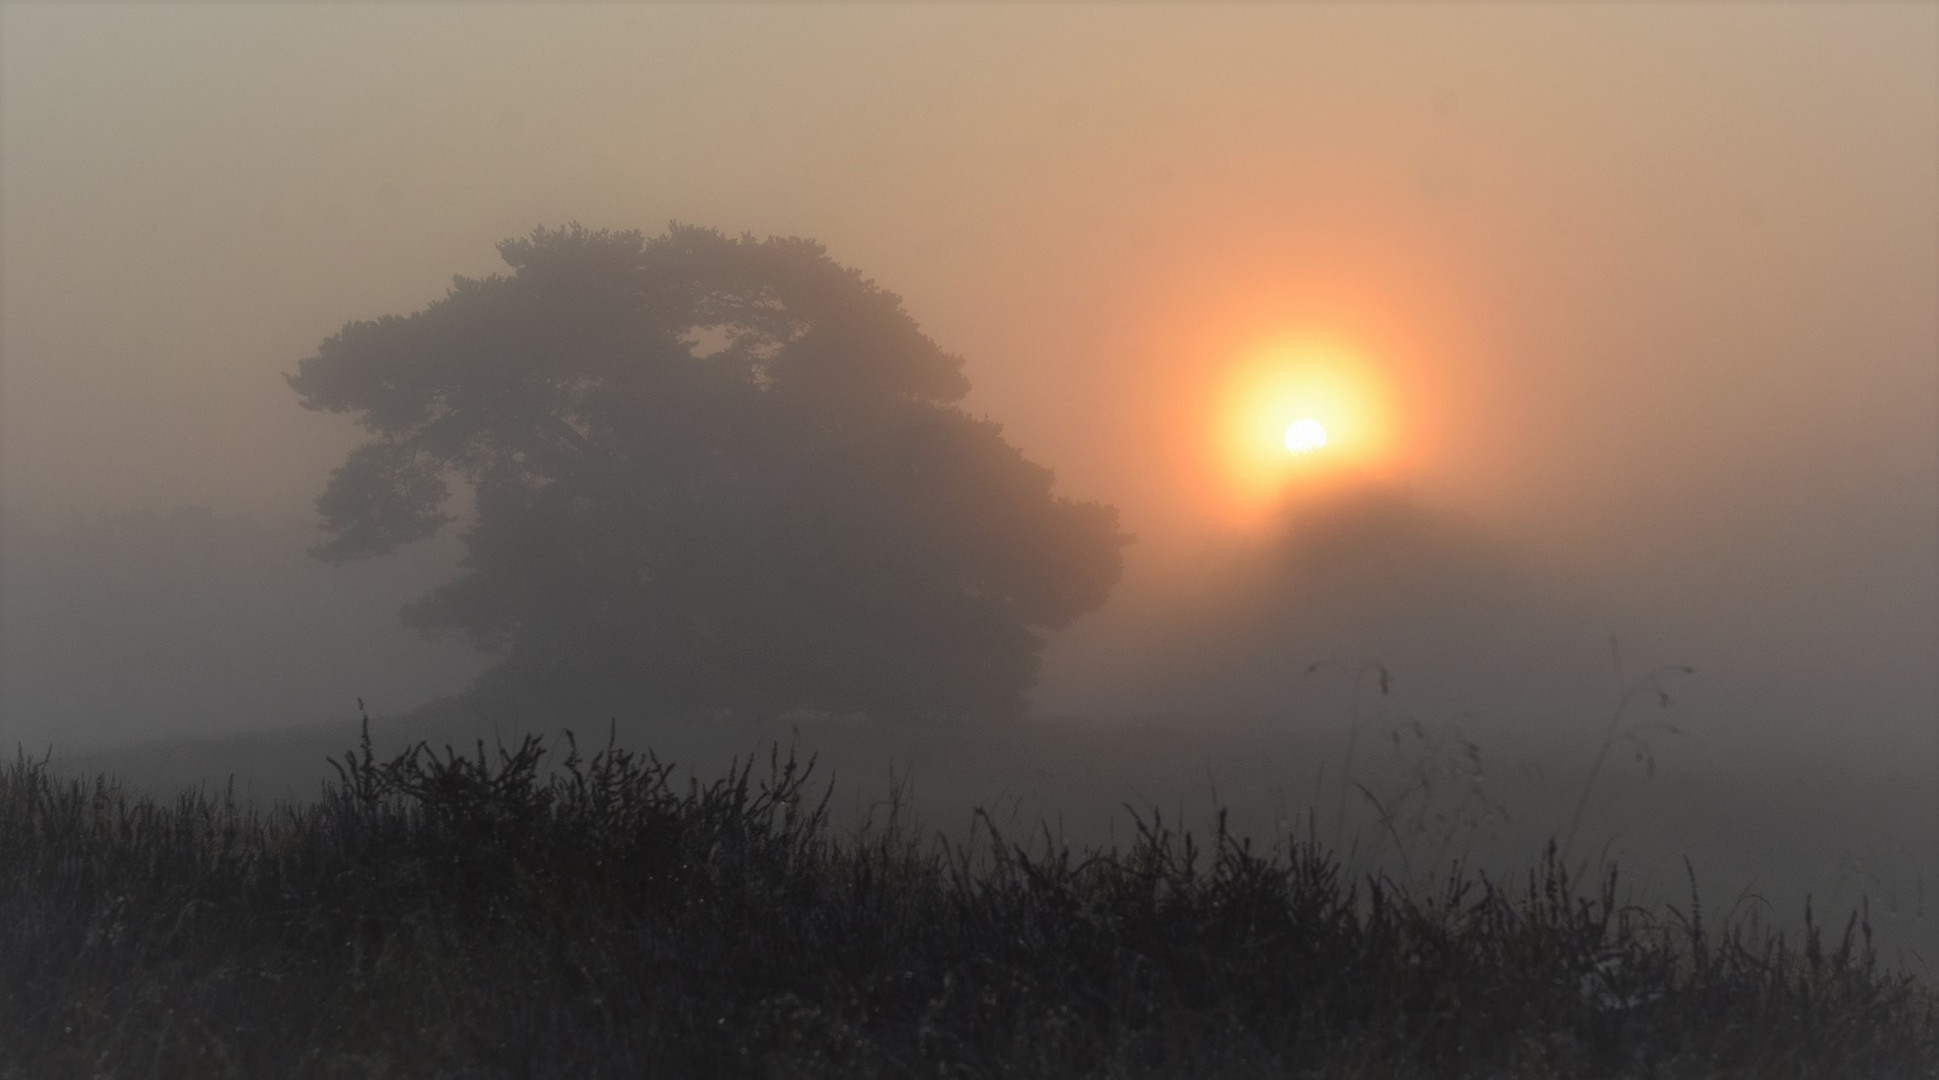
[288, 224, 1130, 720]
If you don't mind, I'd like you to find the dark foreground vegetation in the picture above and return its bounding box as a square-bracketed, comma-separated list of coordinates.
[1, 729, 1931, 1080]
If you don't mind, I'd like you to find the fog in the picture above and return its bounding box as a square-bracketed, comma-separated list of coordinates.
[2, 5, 1934, 953]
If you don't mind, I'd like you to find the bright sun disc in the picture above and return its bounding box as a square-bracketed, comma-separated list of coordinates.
[1211, 336, 1397, 526]
[1284, 418, 1328, 454]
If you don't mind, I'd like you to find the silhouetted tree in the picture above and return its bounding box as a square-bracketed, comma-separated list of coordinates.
[288, 224, 1129, 720]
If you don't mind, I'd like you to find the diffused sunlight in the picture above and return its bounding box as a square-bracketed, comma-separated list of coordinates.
[1215, 337, 1397, 525]
[1284, 418, 1327, 454]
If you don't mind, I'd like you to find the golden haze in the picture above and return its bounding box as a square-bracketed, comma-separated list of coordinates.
[1095, 238, 1482, 539]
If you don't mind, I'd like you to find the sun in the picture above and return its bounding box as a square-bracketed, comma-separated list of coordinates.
[1210, 335, 1396, 523]
[1284, 418, 1327, 454]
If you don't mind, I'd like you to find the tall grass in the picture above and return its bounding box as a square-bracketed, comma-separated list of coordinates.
[0, 723, 1931, 1079]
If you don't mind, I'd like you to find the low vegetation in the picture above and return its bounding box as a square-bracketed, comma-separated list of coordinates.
[0, 724, 1931, 1079]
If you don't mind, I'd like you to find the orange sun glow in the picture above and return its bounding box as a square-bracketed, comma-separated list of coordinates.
[1214, 337, 1396, 522]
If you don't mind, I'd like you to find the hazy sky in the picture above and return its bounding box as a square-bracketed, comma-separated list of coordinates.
[2, 5, 1934, 767]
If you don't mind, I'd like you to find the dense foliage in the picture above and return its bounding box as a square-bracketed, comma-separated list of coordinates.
[287, 225, 1130, 720]
[1, 732, 1931, 1079]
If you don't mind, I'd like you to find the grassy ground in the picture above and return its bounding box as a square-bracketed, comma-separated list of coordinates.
[59, 698, 1939, 976]
[1, 725, 1933, 1079]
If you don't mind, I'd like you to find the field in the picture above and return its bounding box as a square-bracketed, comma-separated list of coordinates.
[3, 713, 1934, 1079]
